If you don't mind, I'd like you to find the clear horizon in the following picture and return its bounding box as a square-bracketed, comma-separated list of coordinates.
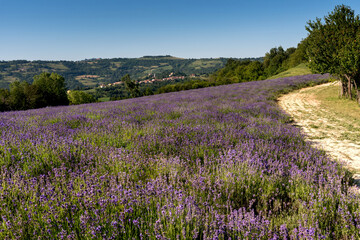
[0, 55, 264, 62]
[1, 0, 360, 61]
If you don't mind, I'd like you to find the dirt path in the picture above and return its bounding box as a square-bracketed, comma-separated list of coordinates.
[278, 82, 360, 182]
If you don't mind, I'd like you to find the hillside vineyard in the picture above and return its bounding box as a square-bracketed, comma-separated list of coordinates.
[1, 74, 359, 239]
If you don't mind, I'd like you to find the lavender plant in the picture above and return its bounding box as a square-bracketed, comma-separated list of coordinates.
[0, 74, 358, 239]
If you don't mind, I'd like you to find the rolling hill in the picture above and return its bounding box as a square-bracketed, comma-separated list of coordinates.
[0, 56, 261, 90]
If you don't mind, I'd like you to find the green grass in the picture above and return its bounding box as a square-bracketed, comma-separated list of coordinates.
[314, 83, 360, 138]
[269, 63, 312, 79]
[98, 97, 110, 102]
[316, 83, 360, 121]
[189, 59, 224, 69]
[79, 78, 102, 87]
[83, 88, 96, 93]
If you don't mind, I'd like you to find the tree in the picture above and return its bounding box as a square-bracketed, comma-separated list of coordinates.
[68, 90, 96, 105]
[0, 88, 10, 111]
[306, 5, 360, 102]
[244, 61, 265, 80]
[285, 41, 308, 68]
[263, 47, 288, 76]
[143, 87, 154, 96]
[23, 82, 40, 109]
[337, 32, 360, 103]
[9, 81, 27, 110]
[8, 81, 40, 110]
[33, 72, 69, 107]
[121, 74, 141, 98]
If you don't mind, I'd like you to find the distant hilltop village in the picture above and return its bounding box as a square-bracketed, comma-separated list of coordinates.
[99, 72, 194, 89]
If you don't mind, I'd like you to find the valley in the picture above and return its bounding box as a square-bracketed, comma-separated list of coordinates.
[0, 56, 247, 90]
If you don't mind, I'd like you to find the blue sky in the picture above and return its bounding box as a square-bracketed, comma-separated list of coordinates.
[1, 0, 360, 60]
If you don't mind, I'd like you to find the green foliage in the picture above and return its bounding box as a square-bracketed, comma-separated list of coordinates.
[0, 72, 72, 112]
[96, 85, 129, 101]
[0, 57, 233, 90]
[9, 81, 39, 110]
[143, 87, 154, 96]
[68, 90, 96, 105]
[263, 47, 288, 76]
[121, 74, 141, 98]
[244, 61, 266, 80]
[9, 81, 28, 110]
[285, 41, 308, 69]
[305, 4, 360, 100]
[33, 72, 69, 107]
[211, 45, 308, 84]
[0, 88, 10, 111]
[157, 80, 213, 94]
[212, 59, 263, 83]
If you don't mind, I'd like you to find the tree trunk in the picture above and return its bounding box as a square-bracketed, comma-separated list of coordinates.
[340, 80, 347, 98]
[344, 74, 352, 99]
[340, 81, 343, 97]
[349, 80, 352, 99]
[353, 79, 360, 105]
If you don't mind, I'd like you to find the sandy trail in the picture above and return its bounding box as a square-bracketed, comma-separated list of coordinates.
[278, 82, 360, 182]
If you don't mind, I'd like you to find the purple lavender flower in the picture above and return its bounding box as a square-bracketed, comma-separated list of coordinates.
[0, 74, 356, 239]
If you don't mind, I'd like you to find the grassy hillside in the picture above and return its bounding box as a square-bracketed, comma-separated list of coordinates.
[317, 82, 360, 120]
[268, 63, 312, 79]
[309, 82, 360, 142]
[1, 74, 357, 239]
[0, 56, 257, 90]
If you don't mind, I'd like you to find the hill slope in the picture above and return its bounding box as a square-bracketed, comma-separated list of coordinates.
[268, 63, 311, 79]
[0, 56, 259, 90]
[1, 73, 356, 239]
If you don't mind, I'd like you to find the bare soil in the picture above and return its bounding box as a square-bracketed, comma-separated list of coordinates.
[278, 82, 360, 183]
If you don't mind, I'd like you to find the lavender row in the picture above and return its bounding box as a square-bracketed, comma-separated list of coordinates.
[0, 74, 358, 239]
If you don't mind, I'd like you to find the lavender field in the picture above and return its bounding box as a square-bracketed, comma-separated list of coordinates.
[0, 74, 358, 239]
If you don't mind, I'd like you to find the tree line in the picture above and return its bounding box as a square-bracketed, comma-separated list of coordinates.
[0, 72, 96, 112]
[210, 44, 307, 84]
[155, 44, 307, 94]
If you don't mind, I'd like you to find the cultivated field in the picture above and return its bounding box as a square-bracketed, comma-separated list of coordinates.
[0, 74, 358, 239]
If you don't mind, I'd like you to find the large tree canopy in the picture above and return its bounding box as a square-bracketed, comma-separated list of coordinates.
[306, 4, 360, 101]
[33, 72, 69, 107]
[0, 72, 70, 112]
